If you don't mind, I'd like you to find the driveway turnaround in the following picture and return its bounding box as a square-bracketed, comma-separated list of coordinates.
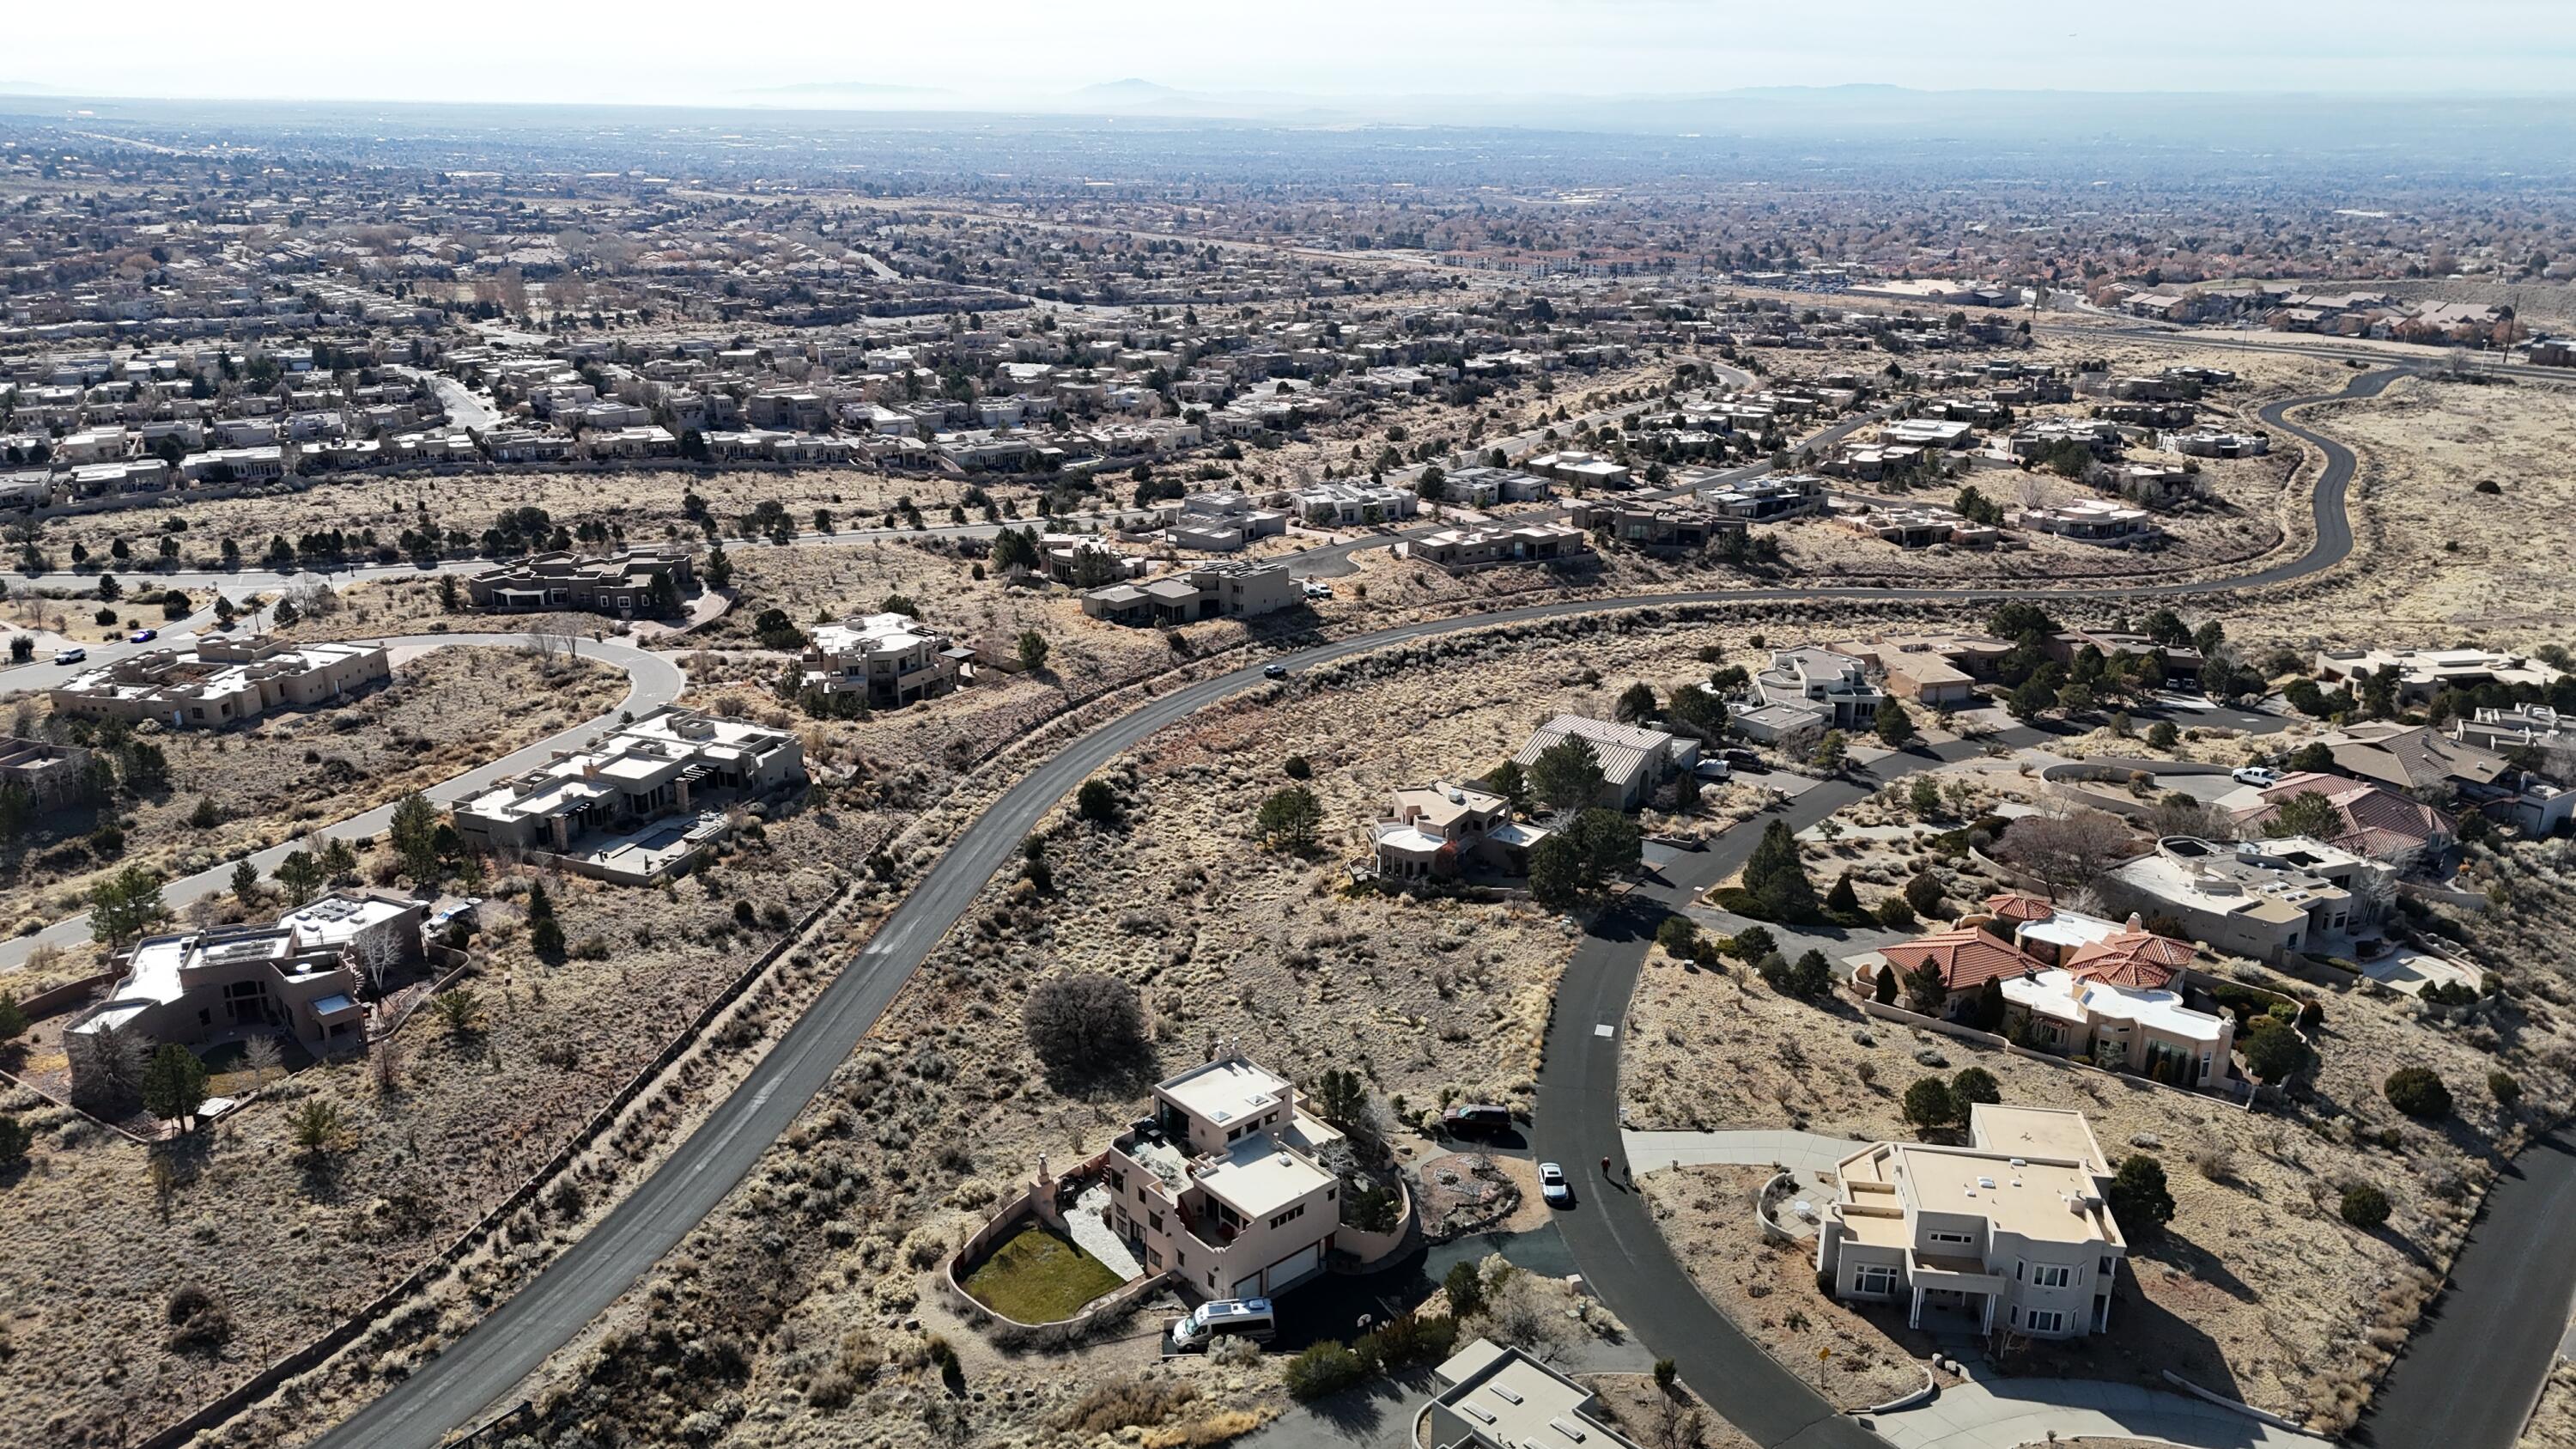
[290, 365, 2395, 1449]
[0, 632, 680, 972]
[1622, 1129, 1866, 1176]
[1868, 1365, 2325, 1449]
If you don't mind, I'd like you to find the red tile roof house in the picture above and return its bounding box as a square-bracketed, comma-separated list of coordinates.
[2231, 770, 2454, 861]
[1861, 896, 2236, 1088]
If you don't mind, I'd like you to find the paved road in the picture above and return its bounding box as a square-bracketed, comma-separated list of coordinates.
[0, 633, 679, 972]
[295, 367, 2397, 1447]
[2356, 1132, 2576, 1449]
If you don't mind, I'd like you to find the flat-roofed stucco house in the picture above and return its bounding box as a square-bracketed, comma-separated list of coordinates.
[1424, 1338, 1643, 1449]
[0, 736, 96, 810]
[1371, 781, 1553, 880]
[52, 637, 390, 728]
[800, 612, 969, 706]
[452, 707, 804, 882]
[1816, 1105, 2126, 1338]
[2100, 835, 2386, 965]
[1396, 522, 1589, 573]
[1080, 560, 1301, 627]
[66, 892, 427, 1099]
[465, 545, 694, 618]
[1099, 1055, 1348, 1301]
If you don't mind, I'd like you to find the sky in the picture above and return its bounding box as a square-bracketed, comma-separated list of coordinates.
[8, 0, 2574, 108]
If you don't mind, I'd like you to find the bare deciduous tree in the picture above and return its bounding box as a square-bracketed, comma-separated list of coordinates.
[1996, 806, 2136, 898]
[240, 1034, 285, 1091]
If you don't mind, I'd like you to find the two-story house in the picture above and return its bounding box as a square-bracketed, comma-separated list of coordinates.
[1100, 1056, 1347, 1301]
[801, 613, 968, 707]
[1370, 781, 1553, 880]
[1816, 1105, 2127, 1338]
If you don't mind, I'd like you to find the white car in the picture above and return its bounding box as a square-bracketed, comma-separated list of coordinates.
[52, 647, 86, 665]
[1539, 1161, 1572, 1207]
[2232, 766, 2281, 787]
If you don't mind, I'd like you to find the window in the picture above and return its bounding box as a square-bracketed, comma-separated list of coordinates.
[2032, 1264, 2072, 1288]
[2027, 1309, 2066, 1334]
[1853, 1265, 1899, 1296]
[1148, 1212, 1163, 1233]
[1267, 1204, 1306, 1231]
[2099, 1256, 2115, 1277]
[1927, 1231, 1974, 1246]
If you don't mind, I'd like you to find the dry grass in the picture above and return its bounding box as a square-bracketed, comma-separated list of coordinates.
[2521, 1361, 2576, 1449]
[1635, 1162, 1936, 1410]
[1624, 813, 2576, 1433]
[0, 838, 841, 1449]
[0, 646, 625, 984]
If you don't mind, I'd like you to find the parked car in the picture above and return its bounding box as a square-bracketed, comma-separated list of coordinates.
[1539, 1162, 1572, 1207]
[127, 629, 156, 643]
[1441, 1103, 1514, 1137]
[1722, 747, 1766, 773]
[1170, 1298, 1275, 1352]
[1263, 662, 1290, 679]
[52, 647, 86, 665]
[2232, 766, 2281, 787]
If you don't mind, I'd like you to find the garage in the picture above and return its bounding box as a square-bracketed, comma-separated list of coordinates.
[1261, 1240, 1325, 1295]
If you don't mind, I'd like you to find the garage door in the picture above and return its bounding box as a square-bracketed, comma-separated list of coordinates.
[1263, 1240, 1324, 1295]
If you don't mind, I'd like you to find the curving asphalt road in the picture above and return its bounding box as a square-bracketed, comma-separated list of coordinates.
[298, 364, 2408, 1449]
[0, 633, 680, 973]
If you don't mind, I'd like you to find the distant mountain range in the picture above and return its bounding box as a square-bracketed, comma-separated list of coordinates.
[726, 77, 2567, 150]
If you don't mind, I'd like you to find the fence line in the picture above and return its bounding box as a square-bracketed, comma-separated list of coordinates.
[137, 878, 853, 1449]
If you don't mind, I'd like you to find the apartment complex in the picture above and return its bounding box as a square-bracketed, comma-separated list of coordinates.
[464, 544, 696, 618]
[800, 612, 970, 706]
[52, 637, 390, 728]
[1100, 1056, 1347, 1301]
[451, 707, 805, 882]
[1817, 1105, 2126, 1338]
[1080, 560, 1301, 626]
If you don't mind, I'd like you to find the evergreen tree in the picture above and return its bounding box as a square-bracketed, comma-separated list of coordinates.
[1741, 819, 1815, 921]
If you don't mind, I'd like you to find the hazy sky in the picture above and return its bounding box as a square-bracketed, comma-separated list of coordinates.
[10, 0, 2574, 107]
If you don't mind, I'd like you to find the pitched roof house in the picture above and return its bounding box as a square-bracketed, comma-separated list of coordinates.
[2230, 770, 2454, 860]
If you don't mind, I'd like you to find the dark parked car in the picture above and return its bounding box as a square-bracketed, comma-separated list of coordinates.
[1442, 1103, 1514, 1137]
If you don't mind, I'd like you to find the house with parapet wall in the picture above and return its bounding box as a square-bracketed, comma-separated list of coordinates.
[1092, 1055, 1349, 1300]
[1815, 1104, 2126, 1338]
[800, 613, 970, 707]
[2099, 836, 2386, 965]
[51, 637, 390, 729]
[1396, 522, 1590, 573]
[1081, 560, 1302, 626]
[450, 706, 805, 883]
[1370, 781, 1553, 880]
[65, 892, 430, 1099]
[465, 545, 695, 618]
[1422, 1338, 1643, 1449]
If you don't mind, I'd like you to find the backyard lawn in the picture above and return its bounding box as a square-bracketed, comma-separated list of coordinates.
[959, 1223, 1127, 1324]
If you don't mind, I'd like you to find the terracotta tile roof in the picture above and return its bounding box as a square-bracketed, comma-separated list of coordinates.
[1984, 892, 2056, 924]
[1880, 927, 2047, 992]
[2064, 922, 2195, 989]
[2233, 771, 2453, 858]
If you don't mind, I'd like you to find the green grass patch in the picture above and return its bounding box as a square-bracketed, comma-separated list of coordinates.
[959, 1223, 1126, 1324]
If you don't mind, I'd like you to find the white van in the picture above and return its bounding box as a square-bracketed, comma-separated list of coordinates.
[1170, 1297, 1275, 1351]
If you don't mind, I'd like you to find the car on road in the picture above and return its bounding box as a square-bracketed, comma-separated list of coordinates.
[52, 647, 86, 665]
[1539, 1162, 1572, 1207]
[2233, 766, 2281, 787]
[127, 629, 157, 643]
[1263, 662, 1290, 679]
